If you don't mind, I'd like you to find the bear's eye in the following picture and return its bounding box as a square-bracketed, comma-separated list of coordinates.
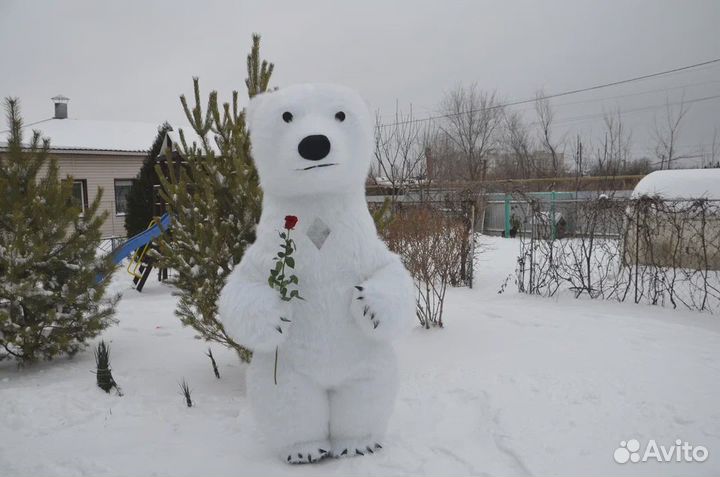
[335, 111, 346, 122]
[282, 111, 293, 123]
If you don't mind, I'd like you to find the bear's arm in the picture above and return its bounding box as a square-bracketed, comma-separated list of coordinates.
[351, 251, 416, 341]
[217, 247, 291, 352]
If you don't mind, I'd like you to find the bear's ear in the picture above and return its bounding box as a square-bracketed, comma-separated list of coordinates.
[245, 89, 275, 133]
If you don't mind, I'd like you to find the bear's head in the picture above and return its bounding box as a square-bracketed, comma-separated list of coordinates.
[246, 84, 372, 197]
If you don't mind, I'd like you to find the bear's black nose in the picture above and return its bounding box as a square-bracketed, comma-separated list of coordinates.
[298, 135, 331, 161]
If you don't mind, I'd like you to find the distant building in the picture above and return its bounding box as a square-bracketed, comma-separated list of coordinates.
[626, 169, 720, 270]
[0, 96, 159, 239]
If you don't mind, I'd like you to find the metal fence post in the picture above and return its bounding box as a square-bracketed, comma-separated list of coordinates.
[469, 204, 475, 289]
[550, 191, 557, 240]
[504, 194, 511, 238]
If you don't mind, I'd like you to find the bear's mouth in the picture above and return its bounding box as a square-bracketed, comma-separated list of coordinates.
[296, 163, 338, 171]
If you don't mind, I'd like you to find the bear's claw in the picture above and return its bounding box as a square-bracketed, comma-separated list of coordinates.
[284, 444, 331, 464]
[351, 286, 384, 333]
[333, 440, 382, 459]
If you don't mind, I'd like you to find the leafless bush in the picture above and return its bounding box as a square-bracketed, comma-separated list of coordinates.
[515, 195, 720, 312]
[384, 207, 468, 328]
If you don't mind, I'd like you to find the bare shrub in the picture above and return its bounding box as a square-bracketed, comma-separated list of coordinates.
[385, 207, 467, 328]
[515, 195, 720, 312]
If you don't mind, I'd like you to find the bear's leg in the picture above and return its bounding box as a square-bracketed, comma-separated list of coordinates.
[247, 353, 331, 464]
[329, 353, 398, 457]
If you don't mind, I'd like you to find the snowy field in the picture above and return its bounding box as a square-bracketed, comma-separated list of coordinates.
[1, 236, 719, 476]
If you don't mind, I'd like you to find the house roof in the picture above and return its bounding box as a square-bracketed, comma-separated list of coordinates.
[158, 129, 221, 156]
[0, 118, 163, 155]
[632, 169, 720, 200]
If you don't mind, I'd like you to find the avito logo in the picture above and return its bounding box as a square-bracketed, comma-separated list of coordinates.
[614, 438, 709, 464]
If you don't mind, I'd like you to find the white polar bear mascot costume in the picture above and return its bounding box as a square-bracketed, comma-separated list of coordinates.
[218, 84, 415, 464]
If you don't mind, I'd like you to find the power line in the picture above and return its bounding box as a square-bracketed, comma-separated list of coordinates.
[378, 78, 720, 123]
[550, 93, 720, 126]
[510, 78, 720, 115]
[0, 117, 53, 134]
[381, 58, 720, 128]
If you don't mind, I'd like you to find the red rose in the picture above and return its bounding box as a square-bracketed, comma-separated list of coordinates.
[284, 215, 298, 230]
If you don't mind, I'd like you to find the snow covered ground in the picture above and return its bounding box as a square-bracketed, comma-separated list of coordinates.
[2, 236, 719, 476]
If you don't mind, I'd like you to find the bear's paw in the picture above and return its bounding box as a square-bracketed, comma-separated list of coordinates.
[331, 438, 382, 459]
[282, 440, 331, 464]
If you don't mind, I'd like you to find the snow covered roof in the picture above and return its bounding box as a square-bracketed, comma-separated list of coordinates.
[159, 128, 221, 156]
[0, 118, 163, 154]
[632, 169, 720, 200]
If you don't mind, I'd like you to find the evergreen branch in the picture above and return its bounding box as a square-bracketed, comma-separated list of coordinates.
[179, 379, 193, 407]
[206, 347, 221, 379]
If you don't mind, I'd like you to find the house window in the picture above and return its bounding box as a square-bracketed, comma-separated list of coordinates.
[114, 179, 135, 215]
[71, 179, 89, 213]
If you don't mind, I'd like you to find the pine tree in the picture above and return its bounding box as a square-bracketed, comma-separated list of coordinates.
[0, 98, 118, 363]
[124, 122, 173, 238]
[154, 34, 273, 362]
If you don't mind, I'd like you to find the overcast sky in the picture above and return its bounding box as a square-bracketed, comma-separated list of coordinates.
[1, 0, 718, 163]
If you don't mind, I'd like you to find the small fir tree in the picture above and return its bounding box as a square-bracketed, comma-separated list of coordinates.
[179, 379, 193, 407]
[0, 98, 118, 363]
[124, 122, 173, 238]
[154, 34, 273, 362]
[94, 340, 121, 395]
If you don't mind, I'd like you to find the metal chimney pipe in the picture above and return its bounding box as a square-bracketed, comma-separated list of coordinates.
[52, 95, 69, 119]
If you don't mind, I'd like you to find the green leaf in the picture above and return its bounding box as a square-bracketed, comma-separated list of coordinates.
[289, 289, 299, 298]
[289, 275, 298, 284]
[279, 232, 286, 239]
[277, 252, 285, 258]
[268, 277, 275, 287]
[270, 268, 278, 276]
[285, 257, 295, 268]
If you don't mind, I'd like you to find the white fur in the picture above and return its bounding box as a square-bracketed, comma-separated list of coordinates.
[218, 84, 415, 462]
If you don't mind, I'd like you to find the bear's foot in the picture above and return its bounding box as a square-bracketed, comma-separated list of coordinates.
[282, 440, 331, 464]
[331, 438, 382, 459]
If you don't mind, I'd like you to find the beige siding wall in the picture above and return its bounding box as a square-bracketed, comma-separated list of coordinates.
[54, 152, 145, 238]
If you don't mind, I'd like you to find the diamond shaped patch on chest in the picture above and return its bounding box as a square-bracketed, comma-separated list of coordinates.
[306, 217, 331, 250]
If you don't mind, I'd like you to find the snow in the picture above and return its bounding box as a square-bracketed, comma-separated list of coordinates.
[160, 129, 222, 156]
[1, 118, 161, 153]
[0, 118, 216, 156]
[2, 237, 720, 476]
[632, 169, 720, 200]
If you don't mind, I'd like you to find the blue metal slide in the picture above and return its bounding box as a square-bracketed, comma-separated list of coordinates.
[96, 213, 171, 283]
[109, 213, 171, 265]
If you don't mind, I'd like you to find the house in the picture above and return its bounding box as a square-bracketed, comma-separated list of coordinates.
[0, 96, 160, 239]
